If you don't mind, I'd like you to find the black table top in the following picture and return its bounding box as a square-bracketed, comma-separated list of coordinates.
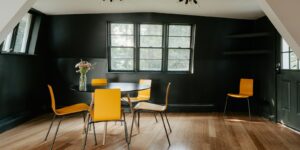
[71, 82, 150, 93]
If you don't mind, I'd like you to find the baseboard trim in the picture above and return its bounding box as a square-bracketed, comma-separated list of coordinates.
[168, 104, 215, 112]
[0, 111, 37, 133]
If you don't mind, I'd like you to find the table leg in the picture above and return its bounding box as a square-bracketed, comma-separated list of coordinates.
[102, 122, 107, 145]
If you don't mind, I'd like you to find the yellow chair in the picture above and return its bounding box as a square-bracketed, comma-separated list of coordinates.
[122, 79, 158, 123]
[82, 89, 129, 149]
[123, 79, 152, 103]
[224, 78, 254, 119]
[45, 85, 89, 150]
[91, 78, 108, 86]
[130, 82, 172, 146]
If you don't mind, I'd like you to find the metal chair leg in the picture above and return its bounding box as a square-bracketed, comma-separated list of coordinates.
[102, 122, 107, 145]
[92, 122, 97, 145]
[247, 98, 251, 120]
[164, 112, 172, 133]
[129, 111, 137, 144]
[123, 112, 129, 144]
[50, 117, 63, 150]
[138, 111, 140, 128]
[154, 113, 158, 123]
[83, 114, 90, 134]
[82, 122, 90, 150]
[223, 96, 229, 115]
[44, 114, 56, 141]
[82, 112, 86, 123]
[160, 113, 171, 146]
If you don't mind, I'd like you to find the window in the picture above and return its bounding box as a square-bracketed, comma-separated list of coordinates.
[1, 13, 32, 54]
[108, 23, 195, 72]
[167, 25, 192, 71]
[281, 38, 299, 70]
[139, 24, 163, 71]
[109, 23, 134, 71]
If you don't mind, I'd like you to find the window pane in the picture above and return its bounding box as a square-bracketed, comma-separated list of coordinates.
[140, 36, 162, 47]
[111, 48, 133, 58]
[168, 37, 190, 48]
[140, 60, 162, 71]
[140, 48, 162, 71]
[111, 24, 133, 35]
[2, 32, 13, 52]
[281, 38, 289, 52]
[169, 25, 191, 36]
[14, 14, 31, 53]
[140, 48, 162, 59]
[168, 49, 190, 59]
[111, 59, 133, 70]
[111, 35, 134, 47]
[282, 52, 289, 69]
[140, 24, 162, 35]
[290, 52, 298, 70]
[168, 60, 190, 71]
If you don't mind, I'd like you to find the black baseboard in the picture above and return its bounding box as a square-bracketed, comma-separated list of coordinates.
[0, 111, 41, 133]
[168, 104, 215, 112]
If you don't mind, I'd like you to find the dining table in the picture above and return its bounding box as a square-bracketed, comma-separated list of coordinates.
[71, 82, 150, 145]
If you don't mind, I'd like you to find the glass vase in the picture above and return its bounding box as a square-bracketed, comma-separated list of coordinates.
[79, 73, 87, 91]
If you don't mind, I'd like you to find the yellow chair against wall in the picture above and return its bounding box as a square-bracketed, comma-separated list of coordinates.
[130, 82, 172, 146]
[46, 85, 89, 150]
[91, 78, 108, 86]
[82, 89, 129, 150]
[224, 78, 254, 119]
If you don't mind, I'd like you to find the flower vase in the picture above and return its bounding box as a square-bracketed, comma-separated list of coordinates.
[79, 73, 87, 91]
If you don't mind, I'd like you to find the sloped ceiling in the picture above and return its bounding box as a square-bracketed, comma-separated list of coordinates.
[33, 0, 264, 20]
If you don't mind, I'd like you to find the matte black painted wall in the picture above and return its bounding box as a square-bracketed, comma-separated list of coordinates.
[0, 55, 48, 132]
[39, 13, 278, 114]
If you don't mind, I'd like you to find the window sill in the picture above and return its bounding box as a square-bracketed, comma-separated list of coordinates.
[0, 52, 37, 56]
[108, 71, 192, 74]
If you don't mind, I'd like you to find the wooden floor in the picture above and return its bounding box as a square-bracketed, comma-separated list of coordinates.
[0, 113, 300, 150]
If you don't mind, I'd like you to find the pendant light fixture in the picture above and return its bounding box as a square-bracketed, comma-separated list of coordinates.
[179, 0, 198, 4]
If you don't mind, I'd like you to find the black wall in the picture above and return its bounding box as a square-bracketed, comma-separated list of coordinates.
[39, 13, 277, 114]
[0, 54, 48, 132]
[0, 13, 278, 132]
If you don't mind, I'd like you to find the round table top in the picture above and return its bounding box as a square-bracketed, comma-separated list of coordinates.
[71, 82, 150, 93]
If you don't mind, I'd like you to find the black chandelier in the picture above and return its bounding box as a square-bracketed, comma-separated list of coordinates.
[102, 0, 198, 4]
[102, 0, 122, 1]
[179, 0, 198, 4]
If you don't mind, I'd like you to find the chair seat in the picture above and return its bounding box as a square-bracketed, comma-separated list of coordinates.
[122, 96, 149, 103]
[134, 102, 166, 112]
[227, 93, 250, 99]
[56, 103, 89, 115]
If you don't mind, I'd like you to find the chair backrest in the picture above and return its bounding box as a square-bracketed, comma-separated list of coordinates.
[137, 79, 152, 100]
[165, 82, 171, 107]
[93, 89, 121, 121]
[91, 78, 108, 86]
[239, 78, 253, 96]
[47, 85, 57, 114]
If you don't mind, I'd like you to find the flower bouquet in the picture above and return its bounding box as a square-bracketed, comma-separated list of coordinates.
[75, 60, 93, 91]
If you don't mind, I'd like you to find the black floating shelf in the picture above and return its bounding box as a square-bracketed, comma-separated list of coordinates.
[223, 50, 270, 55]
[226, 32, 270, 38]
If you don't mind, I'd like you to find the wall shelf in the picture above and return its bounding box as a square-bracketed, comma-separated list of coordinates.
[226, 32, 270, 38]
[223, 50, 270, 55]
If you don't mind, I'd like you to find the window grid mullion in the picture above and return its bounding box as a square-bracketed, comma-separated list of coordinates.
[164, 24, 169, 72]
[135, 24, 139, 72]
